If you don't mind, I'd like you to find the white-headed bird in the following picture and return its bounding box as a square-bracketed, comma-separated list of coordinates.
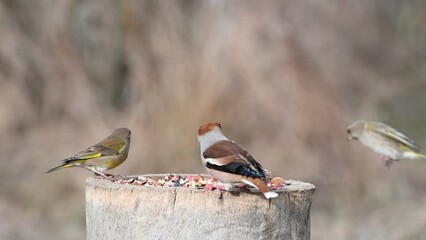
[197, 122, 278, 199]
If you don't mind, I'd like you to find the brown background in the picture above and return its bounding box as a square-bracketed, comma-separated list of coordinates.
[1, 1, 426, 239]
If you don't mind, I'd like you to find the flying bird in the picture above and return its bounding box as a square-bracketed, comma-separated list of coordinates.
[347, 120, 425, 168]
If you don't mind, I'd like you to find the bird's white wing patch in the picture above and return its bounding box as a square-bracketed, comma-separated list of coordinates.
[205, 158, 227, 166]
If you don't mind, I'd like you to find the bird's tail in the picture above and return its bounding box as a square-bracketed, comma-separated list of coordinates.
[415, 152, 426, 159]
[242, 177, 278, 199]
[45, 163, 74, 174]
[407, 152, 426, 159]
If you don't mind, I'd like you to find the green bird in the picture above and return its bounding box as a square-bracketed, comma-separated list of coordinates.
[347, 120, 426, 168]
[46, 128, 131, 178]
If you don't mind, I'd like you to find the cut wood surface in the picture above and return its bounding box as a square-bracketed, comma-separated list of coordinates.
[86, 174, 315, 240]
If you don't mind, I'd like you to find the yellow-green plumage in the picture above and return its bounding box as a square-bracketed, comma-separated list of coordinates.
[347, 120, 425, 167]
[46, 128, 131, 177]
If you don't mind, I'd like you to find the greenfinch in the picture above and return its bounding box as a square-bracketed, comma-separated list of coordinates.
[46, 128, 131, 178]
[347, 120, 426, 167]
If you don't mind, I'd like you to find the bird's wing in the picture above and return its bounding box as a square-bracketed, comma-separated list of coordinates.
[98, 135, 127, 153]
[203, 140, 266, 178]
[62, 145, 116, 162]
[369, 122, 420, 151]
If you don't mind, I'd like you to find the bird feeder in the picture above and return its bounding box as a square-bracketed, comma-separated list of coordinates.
[85, 174, 315, 240]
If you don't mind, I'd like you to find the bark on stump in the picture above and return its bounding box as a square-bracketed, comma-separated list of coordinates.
[85, 174, 315, 240]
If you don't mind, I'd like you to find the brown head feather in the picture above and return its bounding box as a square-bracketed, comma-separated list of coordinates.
[198, 122, 222, 136]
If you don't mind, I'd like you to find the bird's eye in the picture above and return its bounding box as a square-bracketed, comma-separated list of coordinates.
[218, 123, 222, 128]
[347, 129, 351, 134]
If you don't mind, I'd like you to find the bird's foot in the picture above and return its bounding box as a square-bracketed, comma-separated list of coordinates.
[95, 172, 115, 180]
[205, 183, 234, 199]
[384, 159, 393, 169]
[380, 155, 394, 169]
[235, 184, 252, 192]
[111, 174, 125, 181]
[217, 189, 223, 200]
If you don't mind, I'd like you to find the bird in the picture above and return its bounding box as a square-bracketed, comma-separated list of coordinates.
[197, 122, 278, 199]
[347, 120, 426, 168]
[46, 128, 131, 178]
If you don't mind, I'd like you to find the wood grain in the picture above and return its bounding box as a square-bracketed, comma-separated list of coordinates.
[86, 175, 315, 240]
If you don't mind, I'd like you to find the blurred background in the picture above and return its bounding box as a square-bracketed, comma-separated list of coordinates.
[1, 0, 426, 239]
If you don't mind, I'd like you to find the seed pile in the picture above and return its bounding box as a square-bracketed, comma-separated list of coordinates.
[103, 174, 290, 191]
[107, 174, 221, 189]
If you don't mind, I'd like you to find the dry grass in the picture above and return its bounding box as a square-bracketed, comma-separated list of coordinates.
[1, 1, 426, 239]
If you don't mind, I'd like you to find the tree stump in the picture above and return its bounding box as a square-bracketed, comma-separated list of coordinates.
[85, 174, 315, 240]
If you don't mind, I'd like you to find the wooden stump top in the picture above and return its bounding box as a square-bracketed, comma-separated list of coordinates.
[86, 174, 315, 195]
[86, 174, 315, 240]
